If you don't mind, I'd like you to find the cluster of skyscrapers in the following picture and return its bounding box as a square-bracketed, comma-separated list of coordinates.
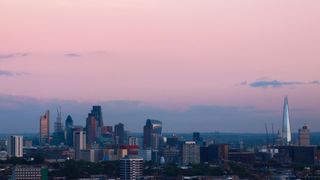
[0, 96, 316, 179]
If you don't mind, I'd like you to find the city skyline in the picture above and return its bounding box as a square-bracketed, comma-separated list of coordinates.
[1, 0, 320, 133]
[0, 95, 317, 134]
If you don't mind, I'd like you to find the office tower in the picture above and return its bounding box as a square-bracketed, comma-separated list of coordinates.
[39, 110, 50, 145]
[193, 132, 201, 142]
[120, 156, 143, 180]
[162, 147, 180, 164]
[65, 115, 74, 147]
[52, 108, 65, 145]
[114, 123, 125, 145]
[282, 96, 292, 145]
[143, 119, 162, 150]
[74, 130, 86, 160]
[54, 107, 63, 133]
[86, 114, 97, 145]
[90, 106, 103, 128]
[8, 136, 23, 157]
[181, 141, 200, 165]
[298, 125, 310, 146]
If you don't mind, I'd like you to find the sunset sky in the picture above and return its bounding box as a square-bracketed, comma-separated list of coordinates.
[0, 0, 320, 133]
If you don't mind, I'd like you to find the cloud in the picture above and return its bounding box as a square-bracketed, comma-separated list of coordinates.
[249, 80, 304, 88]
[64, 53, 81, 58]
[0, 70, 14, 76]
[0, 70, 29, 76]
[0, 52, 29, 59]
[240, 81, 247, 86]
[247, 79, 320, 88]
[310, 80, 320, 85]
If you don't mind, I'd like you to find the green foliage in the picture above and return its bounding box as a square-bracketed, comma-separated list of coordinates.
[49, 160, 119, 179]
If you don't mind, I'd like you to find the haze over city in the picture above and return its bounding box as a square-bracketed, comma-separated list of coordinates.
[1, 0, 320, 133]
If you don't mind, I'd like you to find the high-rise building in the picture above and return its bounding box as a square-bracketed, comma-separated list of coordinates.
[52, 108, 65, 145]
[282, 96, 292, 145]
[143, 119, 162, 150]
[114, 123, 125, 145]
[74, 130, 86, 160]
[90, 106, 103, 128]
[86, 114, 97, 145]
[298, 125, 310, 146]
[181, 141, 200, 165]
[65, 115, 74, 147]
[8, 136, 23, 157]
[120, 156, 143, 180]
[39, 110, 50, 145]
[193, 132, 201, 142]
[162, 147, 180, 164]
[54, 107, 63, 133]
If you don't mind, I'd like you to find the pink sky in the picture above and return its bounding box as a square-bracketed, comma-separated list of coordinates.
[1, 0, 320, 111]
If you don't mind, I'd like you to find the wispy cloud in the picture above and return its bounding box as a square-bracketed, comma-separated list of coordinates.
[0, 52, 29, 59]
[311, 80, 320, 85]
[250, 80, 303, 88]
[0, 70, 29, 76]
[247, 79, 320, 88]
[64, 53, 81, 58]
[0, 70, 14, 76]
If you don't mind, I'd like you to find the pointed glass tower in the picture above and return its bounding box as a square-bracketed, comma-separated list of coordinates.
[282, 96, 291, 145]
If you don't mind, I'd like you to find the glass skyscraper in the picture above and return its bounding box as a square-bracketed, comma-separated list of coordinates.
[39, 110, 50, 145]
[143, 119, 162, 150]
[282, 96, 291, 145]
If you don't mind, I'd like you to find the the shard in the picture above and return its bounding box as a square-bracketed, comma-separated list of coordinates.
[282, 96, 291, 145]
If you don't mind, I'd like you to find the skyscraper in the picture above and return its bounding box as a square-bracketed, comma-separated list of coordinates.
[143, 119, 162, 150]
[120, 156, 143, 180]
[54, 107, 63, 133]
[52, 108, 65, 145]
[181, 141, 200, 165]
[74, 130, 86, 160]
[8, 136, 23, 157]
[282, 96, 291, 145]
[65, 115, 74, 147]
[114, 123, 125, 145]
[86, 114, 97, 145]
[39, 110, 50, 145]
[91, 106, 103, 128]
[89, 106, 103, 138]
[298, 125, 310, 146]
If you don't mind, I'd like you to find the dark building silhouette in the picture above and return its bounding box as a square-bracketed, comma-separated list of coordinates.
[143, 119, 162, 150]
[86, 114, 97, 145]
[114, 123, 125, 145]
[200, 144, 228, 163]
[91, 106, 103, 128]
[167, 136, 179, 147]
[65, 115, 74, 147]
[193, 132, 202, 142]
[275, 145, 316, 165]
[88, 106, 104, 139]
